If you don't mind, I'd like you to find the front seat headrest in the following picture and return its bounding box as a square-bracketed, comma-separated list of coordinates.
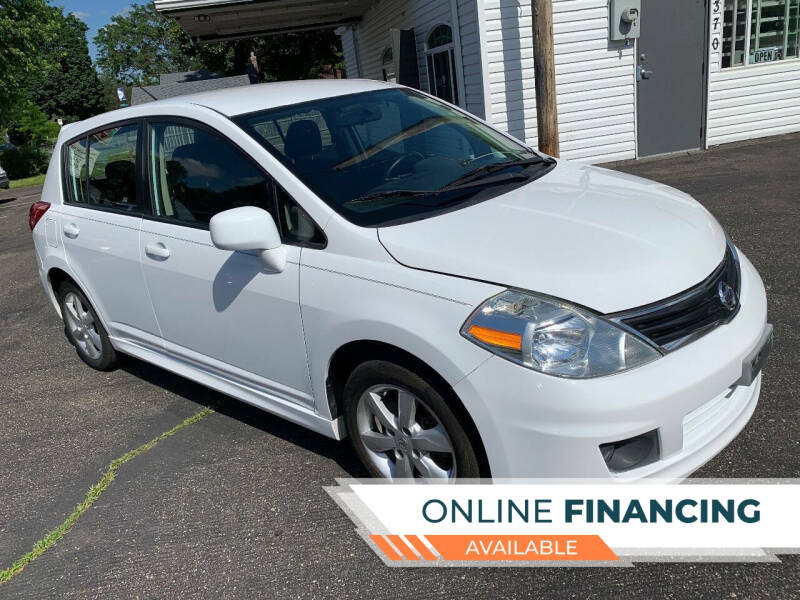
[285, 120, 323, 161]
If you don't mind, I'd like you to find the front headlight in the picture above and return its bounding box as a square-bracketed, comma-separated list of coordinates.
[461, 290, 661, 378]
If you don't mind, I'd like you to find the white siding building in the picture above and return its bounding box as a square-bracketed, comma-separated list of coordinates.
[157, 0, 800, 163]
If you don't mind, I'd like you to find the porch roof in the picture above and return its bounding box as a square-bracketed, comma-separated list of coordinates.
[154, 0, 372, 43]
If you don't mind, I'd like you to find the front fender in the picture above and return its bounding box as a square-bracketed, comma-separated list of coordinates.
[299, 252, 502, 421]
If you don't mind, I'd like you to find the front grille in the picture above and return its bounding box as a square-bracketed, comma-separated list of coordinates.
[615, 244, 741, 350]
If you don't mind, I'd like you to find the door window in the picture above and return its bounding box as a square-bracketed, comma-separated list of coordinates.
[148, 122, 274, 226]
[87, 124, 139, 210]
[64, 124, 139, 210]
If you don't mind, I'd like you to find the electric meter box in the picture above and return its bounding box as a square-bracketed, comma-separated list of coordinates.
[609, 0, 641, 41]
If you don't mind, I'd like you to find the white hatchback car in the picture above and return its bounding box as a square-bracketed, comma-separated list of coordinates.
[31, 80, 772, 481]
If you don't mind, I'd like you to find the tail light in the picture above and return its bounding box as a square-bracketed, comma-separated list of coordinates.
[29, 201, 50, 231]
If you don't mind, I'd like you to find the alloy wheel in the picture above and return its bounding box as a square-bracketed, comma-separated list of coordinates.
[355, 384, 456, 481]
[63, 292, 102, 360]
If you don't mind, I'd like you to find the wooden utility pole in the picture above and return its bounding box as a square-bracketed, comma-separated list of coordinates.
[532, 0, 559, 156]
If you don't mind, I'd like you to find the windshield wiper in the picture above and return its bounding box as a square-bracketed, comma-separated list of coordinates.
[437, 171, 530, 192]
[447, 156, 552, 188]
[345, 189, 433, 205]
[345, 171, 531, 207]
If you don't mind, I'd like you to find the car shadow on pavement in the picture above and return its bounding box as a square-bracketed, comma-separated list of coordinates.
[120, 356, 369, 478]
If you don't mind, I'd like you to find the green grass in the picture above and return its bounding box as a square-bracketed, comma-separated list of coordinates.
[9, 174, 46, 189]
[0, 407, 214, 587]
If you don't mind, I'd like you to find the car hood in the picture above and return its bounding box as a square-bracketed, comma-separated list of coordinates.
[377, 160, 727, 314]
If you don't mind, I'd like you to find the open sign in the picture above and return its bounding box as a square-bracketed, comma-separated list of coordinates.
[750, 46, 783, 64]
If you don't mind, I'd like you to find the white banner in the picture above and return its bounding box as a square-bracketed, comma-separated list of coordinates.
[326, 479, 800, 566]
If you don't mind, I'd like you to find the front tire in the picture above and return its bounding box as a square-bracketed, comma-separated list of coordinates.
[343, 360, 480, 481]
[58, 282, 118, 371]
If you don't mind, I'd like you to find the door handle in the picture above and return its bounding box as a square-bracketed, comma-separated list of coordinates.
[63, 222, 80, 238]
[636, 65, 653, 81]
[145, 241, 170, 260]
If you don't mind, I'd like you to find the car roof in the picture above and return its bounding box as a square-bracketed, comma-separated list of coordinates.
[176, 78, 396, 116]
[58, 79, 398, 142]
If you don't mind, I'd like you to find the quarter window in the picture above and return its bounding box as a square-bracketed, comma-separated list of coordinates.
[722, 0, 799, 67]
[274, 184, 326, 246]
[148, 122, 273, 226]
[65, 137, 88, 204]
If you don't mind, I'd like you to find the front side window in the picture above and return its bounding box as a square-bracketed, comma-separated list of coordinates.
[722, 0, 799, 67]
[148, 122, 274, 226]
[234, 88, 554, 227]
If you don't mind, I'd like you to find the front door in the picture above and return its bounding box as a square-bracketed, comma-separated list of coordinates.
[637, 0, 707, 156]
[139, 119, 313, 406]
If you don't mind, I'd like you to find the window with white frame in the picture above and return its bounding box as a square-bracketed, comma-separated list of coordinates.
[425, 24, 459, 105]
[381, 47, 396, 83]
[722, 0, 799, 67]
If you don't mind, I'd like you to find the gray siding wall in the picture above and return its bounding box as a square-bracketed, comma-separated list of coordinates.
[352, 0, 411, 81]
[458, 0, 485, 118]
[481, 0, 637, 163]
[339, 26, 360, 78]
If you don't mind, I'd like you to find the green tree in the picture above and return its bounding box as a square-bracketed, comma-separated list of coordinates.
[0, 0, 61, 129]
[28, 12, 105, 122]
[256, 30, 343, 81]
[94, 2, 201, 86]
[94, 1, 344, 86]
[7, 100, 60, 146]
[99, 72, 125, 112]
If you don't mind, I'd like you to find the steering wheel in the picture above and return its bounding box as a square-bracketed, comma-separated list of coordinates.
[385, 152, 424, 179]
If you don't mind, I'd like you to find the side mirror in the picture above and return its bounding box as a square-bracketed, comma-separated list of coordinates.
[209, 206, 286, 272]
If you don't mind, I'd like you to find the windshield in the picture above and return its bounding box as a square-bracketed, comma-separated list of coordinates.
[234, 88, 554, 226]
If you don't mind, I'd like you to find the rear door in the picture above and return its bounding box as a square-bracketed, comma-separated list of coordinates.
[637, 0, 708, 156]
[139, 118, 315, 406]
[60, 122, 162, 349]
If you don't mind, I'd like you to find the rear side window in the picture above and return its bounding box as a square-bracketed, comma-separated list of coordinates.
[87, 125, 139, 210]
[148, 122, 274, 226]
[63, 123, 139, 211]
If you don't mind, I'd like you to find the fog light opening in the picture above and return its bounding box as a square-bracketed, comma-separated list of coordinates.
[599, 429, 660, 473]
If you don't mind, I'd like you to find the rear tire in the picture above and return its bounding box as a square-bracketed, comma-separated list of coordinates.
[343, 360, 480, 481]
[58, 282, 118, 371]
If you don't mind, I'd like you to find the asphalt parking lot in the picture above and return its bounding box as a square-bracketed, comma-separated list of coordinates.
[1, 134, 798, 598]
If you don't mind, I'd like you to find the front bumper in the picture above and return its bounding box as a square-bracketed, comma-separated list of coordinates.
[454, 251, 769, 480]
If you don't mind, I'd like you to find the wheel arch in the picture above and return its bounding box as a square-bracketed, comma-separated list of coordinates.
[44, 266, 75, 318]
[326, 339, 492, 477]
[47, 266, 75, 296]
[46, 267, 112, 335]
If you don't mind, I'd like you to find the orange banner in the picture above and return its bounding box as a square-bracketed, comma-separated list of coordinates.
[371, 534, 617, 562]
[427, 535, 618, 561]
